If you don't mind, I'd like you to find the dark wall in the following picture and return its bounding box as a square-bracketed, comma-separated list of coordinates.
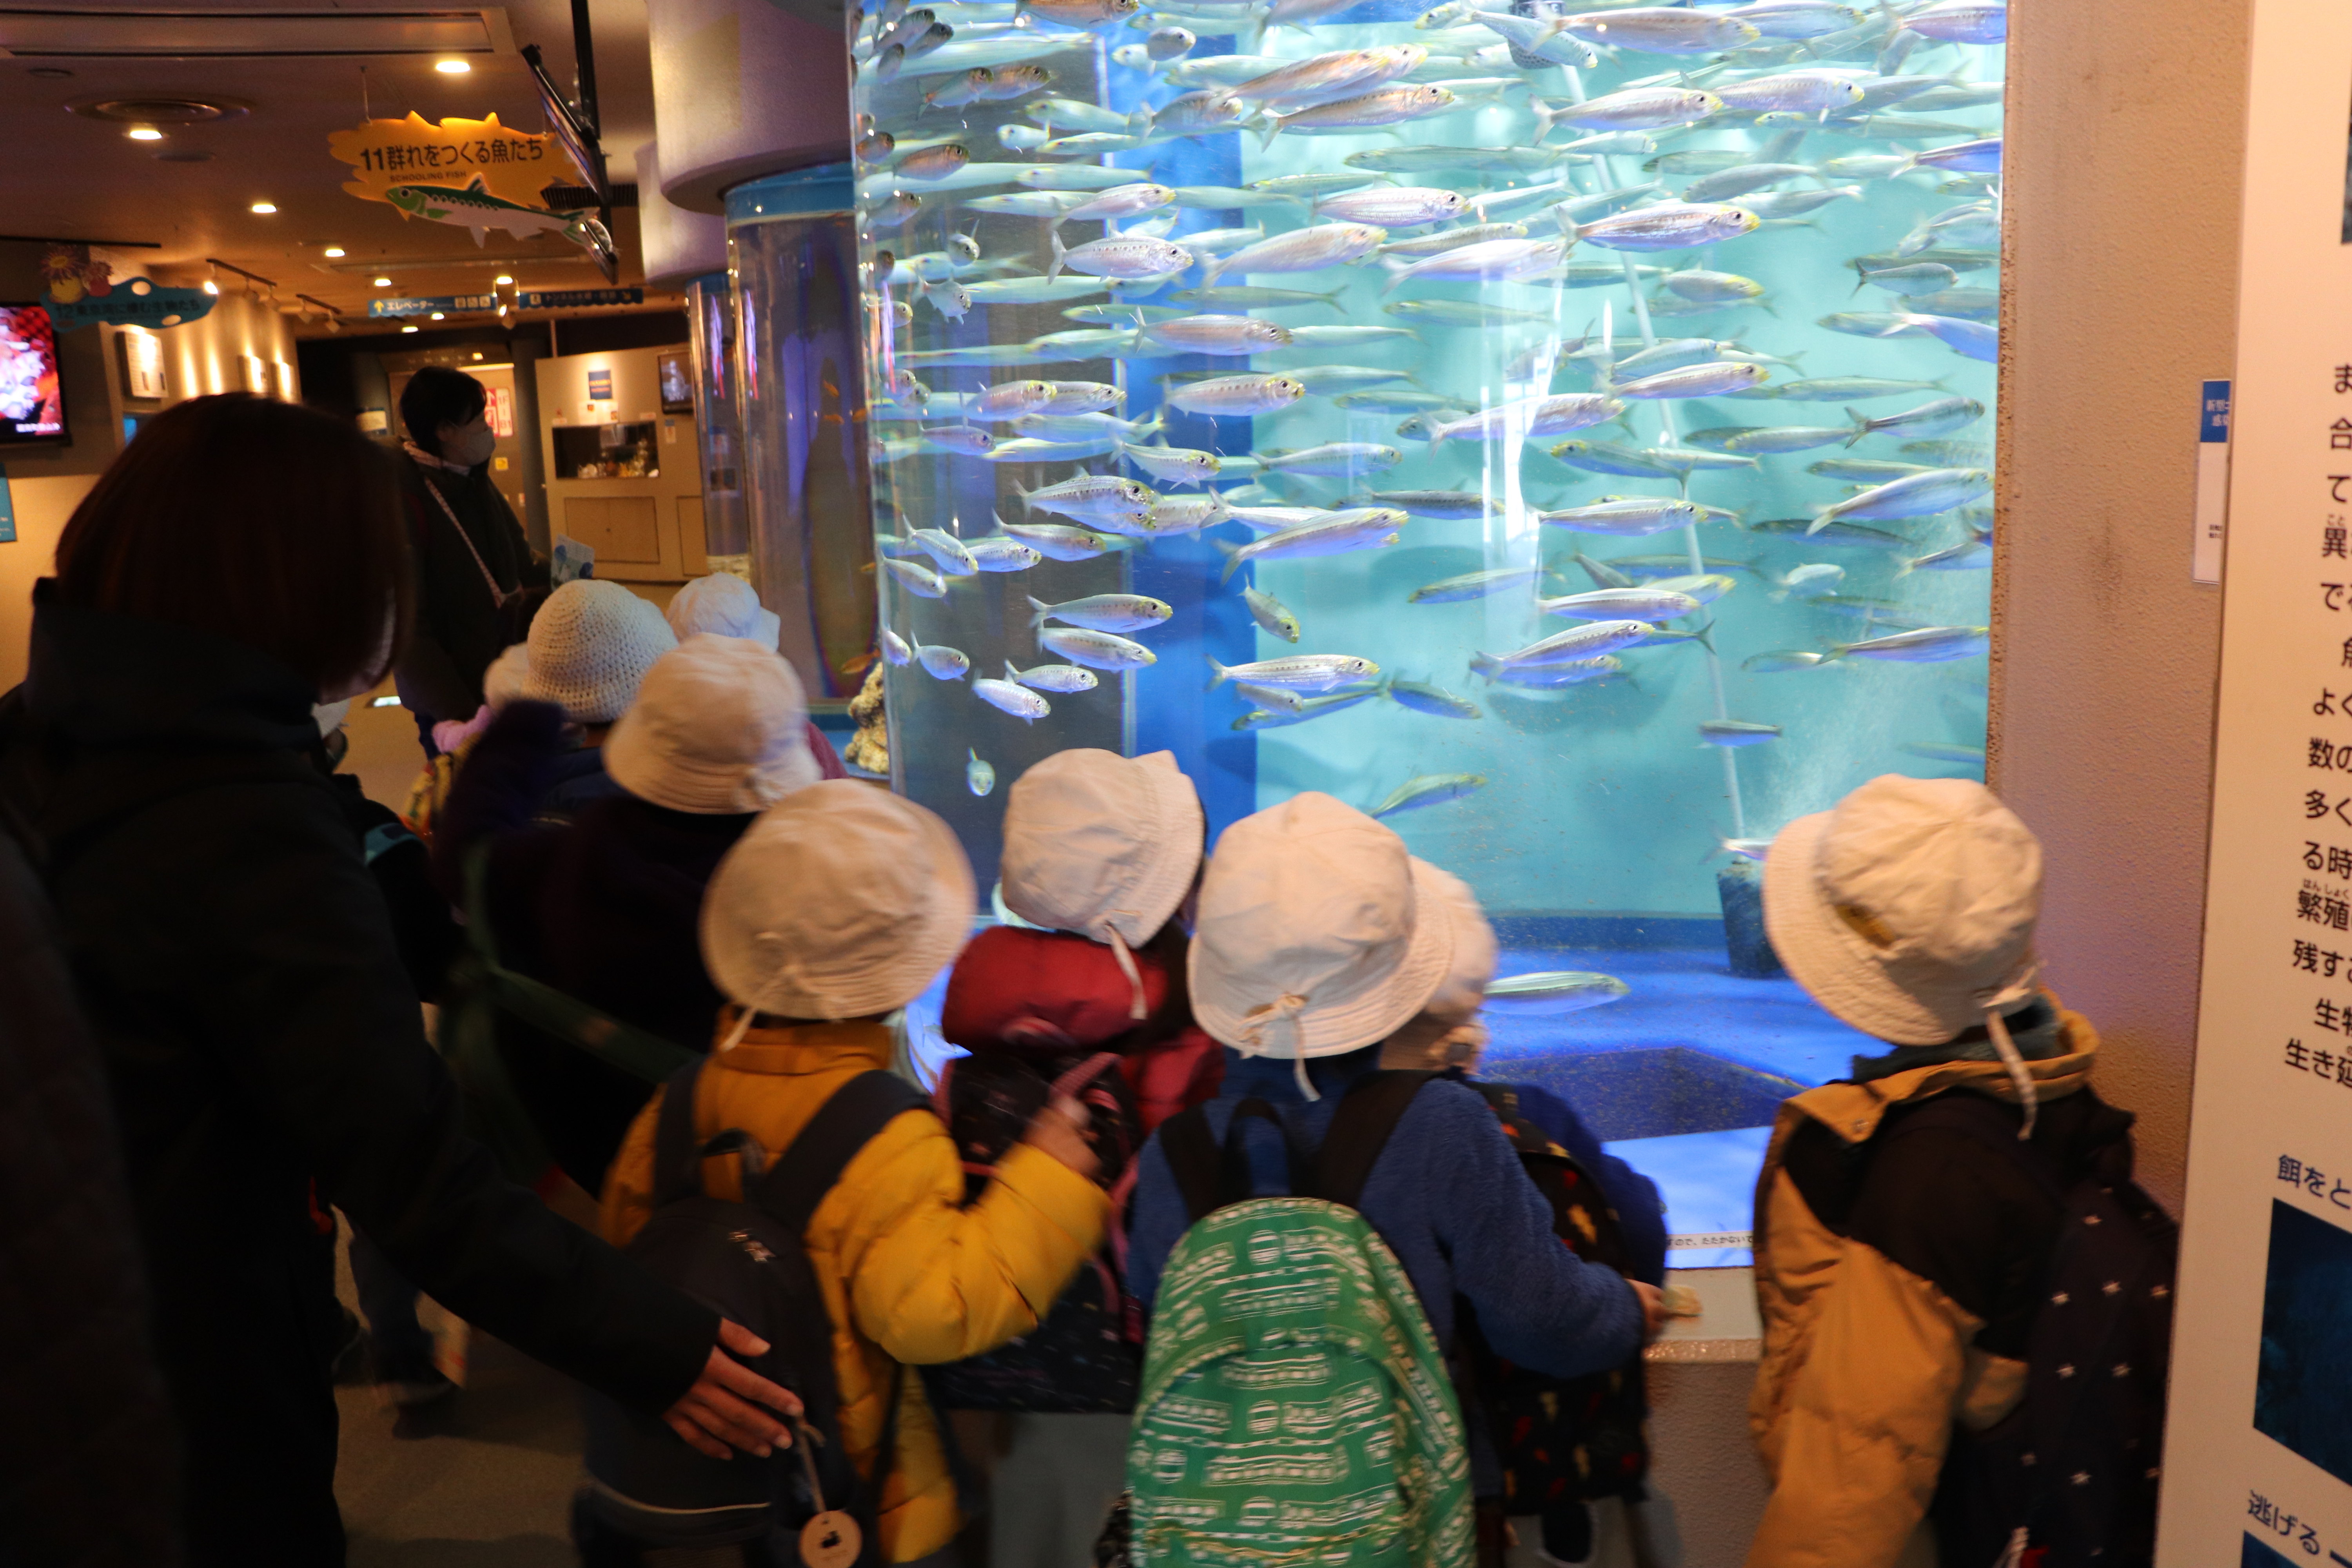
[296, 310, 688, 421]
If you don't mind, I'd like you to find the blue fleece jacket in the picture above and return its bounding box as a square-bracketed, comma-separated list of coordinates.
[1127, 1046, 1646, 1383]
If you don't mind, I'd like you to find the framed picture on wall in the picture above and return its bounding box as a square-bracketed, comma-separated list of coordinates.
[657, 350, 693, 415]
[118, 327, 167, 400]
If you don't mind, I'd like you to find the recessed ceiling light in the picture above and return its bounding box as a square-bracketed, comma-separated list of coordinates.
[373, 276, 392, 287]
[126, 126, 162, 141]
[249, 201, 276, 214]
[471, 352, 483, 360]
[402, 325, 419, 334]
[323, 246, 345, 258]
[429, 311, 445, 320]
[494, 274, 514, 285]
[435, 58, 471, 74]
[201, 280, 219, 296]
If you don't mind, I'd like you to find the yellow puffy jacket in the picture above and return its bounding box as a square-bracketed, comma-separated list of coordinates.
[602, 1018, 1109, 1563]
[1746, 1003, 2106, 1568]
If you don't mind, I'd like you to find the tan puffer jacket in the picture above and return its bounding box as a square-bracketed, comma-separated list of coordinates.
[1745, 1004, 2104, 1568]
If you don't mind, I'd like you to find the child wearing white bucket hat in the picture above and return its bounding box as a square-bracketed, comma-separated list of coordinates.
[428, 636, 826, 1193]
[599, 780, 1109, 1564]
[663, 570, 782, 651]
[1125, 793, 1659, 1511]
[1747, 775, 2156, 1568]
[928, 749, 1222, 1568]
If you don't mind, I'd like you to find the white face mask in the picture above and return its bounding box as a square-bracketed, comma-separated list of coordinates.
[439, 418, 496, 470]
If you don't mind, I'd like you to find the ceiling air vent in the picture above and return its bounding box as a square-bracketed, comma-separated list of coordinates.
[67, 96, 250, 124]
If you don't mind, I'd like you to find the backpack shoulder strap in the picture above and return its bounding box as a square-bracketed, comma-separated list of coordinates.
[1879, 1089, 2071, 1207]
[650, 1057, 711, 1209]
[756, 1070, 934, 1238]
[1159, 1104, 1222, 1223]
[1314, 1070, 1435, 1211]
[1161, 1098, 1305, 1222]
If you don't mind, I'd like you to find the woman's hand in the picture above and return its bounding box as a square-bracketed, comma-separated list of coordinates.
[1022, 1093, 1100, 1180]
[662, 1319, 805, 1461]
[431, 704, 494, 755]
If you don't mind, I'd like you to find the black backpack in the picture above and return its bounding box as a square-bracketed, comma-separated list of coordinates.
[1455, 1080, 1651, 1564]
[1887, 1093, 2176, 1568]
[577, 1059, 931, 1564]
[924, 1049, 1145, 1413]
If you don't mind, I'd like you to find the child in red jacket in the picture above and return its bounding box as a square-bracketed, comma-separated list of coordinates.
[933, 748, 1219, 1568]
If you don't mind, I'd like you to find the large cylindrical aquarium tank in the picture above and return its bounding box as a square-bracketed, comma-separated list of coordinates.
[847, 0, 2002, 1266]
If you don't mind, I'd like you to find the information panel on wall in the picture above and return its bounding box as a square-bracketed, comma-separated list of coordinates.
[2168, 1, 2352, 1560]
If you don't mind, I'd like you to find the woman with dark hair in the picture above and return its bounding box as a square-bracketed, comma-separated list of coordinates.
[394, 365, 546, 748]
[0, 394, 802, 1568]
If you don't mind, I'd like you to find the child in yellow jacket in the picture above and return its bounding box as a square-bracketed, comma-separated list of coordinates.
[601, 780, 1109, 1564]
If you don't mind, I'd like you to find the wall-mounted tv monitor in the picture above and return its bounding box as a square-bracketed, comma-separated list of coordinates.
[0, 304, 68, 445]
[657, 350, 693, 416]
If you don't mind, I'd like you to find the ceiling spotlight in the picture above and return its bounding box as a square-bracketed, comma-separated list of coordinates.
[323, 246, 345, 258]
[471, 351, 483, 360]
[435, 58, 471, 74]
[373, 276, 392, 287]
[250, 201, 276, 214]
[497, 303, 509, 317]
[429, 311, 445, 320]
[201, 279, 219, 296]
[402, 325, 419, 334]
[126, 126, 162, 142]
[493, 274, 514, 286]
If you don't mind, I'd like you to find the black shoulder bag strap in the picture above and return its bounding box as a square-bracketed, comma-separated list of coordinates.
[648, 1058, 711, 1209]
[1161, 1097, 1305, 1222]
[753, 1070, 931, 1533]
[1314, 1070, 1436, 1210]
[755, 1069, 935, 1240]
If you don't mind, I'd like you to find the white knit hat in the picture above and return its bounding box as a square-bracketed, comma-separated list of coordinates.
[1189, 792, 1455, 1089]
[605, 635, 822, 814]
[701, 779, 975, 1025]
[483, 643, 532, 709]
[519, 579, 677, 724]
[1764, 774, 2047, 1125]
[665, 571, 782, 651]
[1000, 748, 1204, 1017]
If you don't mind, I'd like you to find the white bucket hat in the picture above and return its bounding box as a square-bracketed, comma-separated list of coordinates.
[1189, 791, 1455, 1096]
[1000, 748, 1205, 1020]
[520, 579, 677, 724]
[605, 634, 822, 814]
[665, 571, 782, 651]
[1764, 773, 2048, 1127]
[483, 642, 532, 709]
[701, 779, 975, 1031]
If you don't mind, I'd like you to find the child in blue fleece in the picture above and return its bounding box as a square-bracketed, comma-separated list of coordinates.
[1124, 794, 1661, 1471]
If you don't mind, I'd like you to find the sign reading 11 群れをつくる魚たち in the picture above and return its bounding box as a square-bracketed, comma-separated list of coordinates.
[2169, 1, 2352, 1561]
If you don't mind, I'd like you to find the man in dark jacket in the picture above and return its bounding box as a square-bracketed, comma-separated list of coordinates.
[0, 808, 182, 1568]
[393, 366, 546, 746]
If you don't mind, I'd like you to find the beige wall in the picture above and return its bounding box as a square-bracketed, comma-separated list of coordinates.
[1991, 0, 2252, 1214]
[0, 240, 300, 693]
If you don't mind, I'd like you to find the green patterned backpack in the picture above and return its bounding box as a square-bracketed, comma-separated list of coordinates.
[1125, 1074, 1473, 1568]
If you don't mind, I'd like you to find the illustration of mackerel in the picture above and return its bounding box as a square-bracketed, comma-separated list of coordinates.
[382, 176, 612, 250]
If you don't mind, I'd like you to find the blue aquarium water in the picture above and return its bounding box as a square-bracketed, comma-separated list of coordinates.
[849, 0, 2002, 1264]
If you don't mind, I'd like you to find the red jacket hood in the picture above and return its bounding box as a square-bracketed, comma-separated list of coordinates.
[942, 925, 1174, 1054]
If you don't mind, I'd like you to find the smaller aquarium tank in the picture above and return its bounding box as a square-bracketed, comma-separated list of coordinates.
[847, 0, 2002, 1265]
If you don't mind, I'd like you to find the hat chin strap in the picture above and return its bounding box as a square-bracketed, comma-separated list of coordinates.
[1975, 964, 2043, 1139]
[1239, 993, 1318, 1101]
[1104, 922, 1149, 1022]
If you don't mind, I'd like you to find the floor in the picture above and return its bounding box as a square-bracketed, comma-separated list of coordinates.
[331, 1187, 597, 1567]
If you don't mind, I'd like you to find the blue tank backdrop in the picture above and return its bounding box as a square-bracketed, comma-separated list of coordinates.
[845, 0, 2003, 1265]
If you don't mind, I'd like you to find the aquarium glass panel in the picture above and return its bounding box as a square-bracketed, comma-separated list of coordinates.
[849, 0, 2002, 1267]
